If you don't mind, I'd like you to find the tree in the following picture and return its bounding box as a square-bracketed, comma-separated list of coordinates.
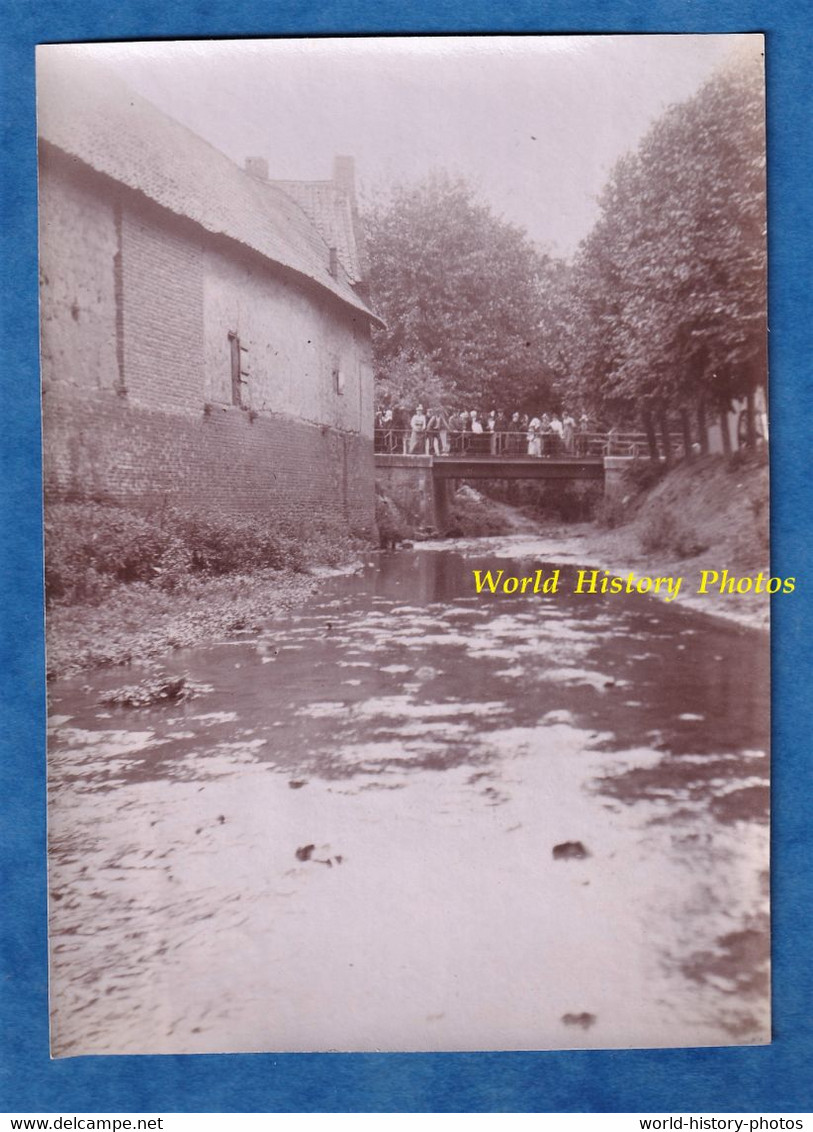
[372, 354, 448, 412]
[557, 53, 767, 447]
[364, 174, 557, 409]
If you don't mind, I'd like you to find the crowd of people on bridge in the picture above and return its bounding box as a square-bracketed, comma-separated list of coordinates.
[374, 405, 595, 458]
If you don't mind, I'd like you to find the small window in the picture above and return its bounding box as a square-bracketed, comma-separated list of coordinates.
[228, 331, 248, 407]
[333, 367, 345, 396]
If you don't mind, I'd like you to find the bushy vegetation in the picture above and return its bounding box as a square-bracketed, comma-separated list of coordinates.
[531, 482, 601, 523]
[486, 480, 601, 523]
[621, 460, 668, 494]
[445, 488, 513, 538]
[638, 510, 709, 559]
[593, 461, 665, 529]
[592, 450, 770, 574]
[592, 496, 629, 530]
[375, 490, 410, 548]
[44, 500, 355, 606]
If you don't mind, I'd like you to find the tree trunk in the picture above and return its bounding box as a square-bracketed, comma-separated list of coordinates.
[719, 405, 732, 458]
[697, 399, 709, 455]
[658, 409, 672, 467]
[680, 408, 693, 462]
[642, 408, 659, 463]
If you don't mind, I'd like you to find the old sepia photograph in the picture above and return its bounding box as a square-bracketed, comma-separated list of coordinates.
[39, 34, 770, 1056]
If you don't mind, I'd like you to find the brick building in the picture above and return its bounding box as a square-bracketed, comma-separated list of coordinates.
[37, 55, 381, 534]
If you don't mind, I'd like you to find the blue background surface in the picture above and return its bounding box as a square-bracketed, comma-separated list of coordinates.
[1, 0, 811, 1114]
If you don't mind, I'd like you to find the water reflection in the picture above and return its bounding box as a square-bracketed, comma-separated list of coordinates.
[48, 548, 770, 1055]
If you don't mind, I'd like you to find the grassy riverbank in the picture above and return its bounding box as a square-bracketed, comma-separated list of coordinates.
[458, 451, 770, 631]
[46, 486, 533, 679]
[45, 568, 323, 680]
[45, 453, 770, 678]
[592, 450, 771, 629]
[44, 501, 363, 679]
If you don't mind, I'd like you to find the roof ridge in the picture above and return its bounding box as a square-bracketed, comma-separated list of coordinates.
[37, 53, 380, 324]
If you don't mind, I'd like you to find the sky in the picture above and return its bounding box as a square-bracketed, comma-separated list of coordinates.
[44, 35, 761, 258]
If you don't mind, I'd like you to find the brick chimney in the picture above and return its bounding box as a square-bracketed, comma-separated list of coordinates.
[244, 156, 269, 181]
[333, 155, 355, 195]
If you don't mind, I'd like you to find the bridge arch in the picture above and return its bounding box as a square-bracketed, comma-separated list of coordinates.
[375, 451, 631, 530]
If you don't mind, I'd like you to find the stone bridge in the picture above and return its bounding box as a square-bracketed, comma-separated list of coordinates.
[375, 452, 634, 529]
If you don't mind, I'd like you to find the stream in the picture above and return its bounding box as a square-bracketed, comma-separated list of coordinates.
[47, 540, 770, 1055]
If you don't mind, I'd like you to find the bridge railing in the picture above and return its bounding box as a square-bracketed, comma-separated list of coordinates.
[376, 428, 597, 457]
[605, 432, 688, 459]
[374, 428, 687, 459]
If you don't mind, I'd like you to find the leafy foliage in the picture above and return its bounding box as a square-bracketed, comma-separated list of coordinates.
[552, 54, 767, 422]
[365, 173, 558, 409]
[44, 501, 354, 606]
[375, 489, 410, 548]
[45, 503, 171, 604]
[638, 510, 709, 559]
[372, 354, 449, 415]
[445, 489, 514, 538]
[364, 55, 766, 437]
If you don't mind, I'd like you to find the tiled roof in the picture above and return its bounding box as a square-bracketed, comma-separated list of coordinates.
[36, 55, 380, 325]
[270, 180, 368, 286]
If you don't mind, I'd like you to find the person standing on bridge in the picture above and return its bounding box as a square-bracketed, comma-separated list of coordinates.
[508, 412, 523, 455]
[448, 409, 463, 453]
[427, 407, 450, 456]
[409, 405, 428, 454]
[458, 410, 471, 454]
[470, 410, 486, 456]
[392, 404, 409, 453]
[494, 409, 508, 455]
[485, 410, 499, 456]
[549, 413, 564, 457]
[576, 411, 590, 456]
[562, 411, 576, 454]
[539, 413, 552, 457]
[527, 416, 542, 457]
[376, 407, 393, 453]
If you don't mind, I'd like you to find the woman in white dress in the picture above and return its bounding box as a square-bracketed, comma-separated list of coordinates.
[527, 417, 542, 457]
